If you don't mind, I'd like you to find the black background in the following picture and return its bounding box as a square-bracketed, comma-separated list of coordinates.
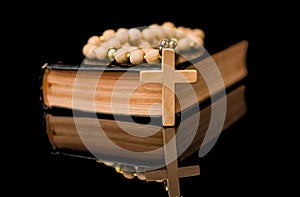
[11, 2, 293, 196]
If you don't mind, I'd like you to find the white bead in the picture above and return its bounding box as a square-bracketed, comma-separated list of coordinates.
[142, 28, 156, 42]
[94, 46, 108, 60]
[116, 28, 128, 33]
[162, 21, 175, 29]
[102, 29, 115, 40]
[114, 31, 129, 44]
[177, 37, 191, 52]
[193, 28, 205, 39]
[115, 48, 129, 64]
[82, 43, 96, 59]
[87, 35, 101, 45]
[122, 42, 132, 49]
[144, 49, 160, 64]
[129, 48, 144, 65]
[175, 26, 188, 38]
[106, 38, 122, 48]
[128, 28, 142, 44]
[138, 40, 152, 48]
[162, 21, 176, 38]
[149, 25, 165, 40]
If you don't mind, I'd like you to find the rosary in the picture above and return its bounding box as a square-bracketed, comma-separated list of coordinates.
[82, 21, 205, 66]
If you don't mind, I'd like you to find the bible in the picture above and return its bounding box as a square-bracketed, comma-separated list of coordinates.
[41, 40, 248, 117]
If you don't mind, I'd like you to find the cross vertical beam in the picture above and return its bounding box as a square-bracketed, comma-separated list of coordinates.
[140, 48, 197, 126]
[162, 49, 175, 126]
[163, 127, 180, 197]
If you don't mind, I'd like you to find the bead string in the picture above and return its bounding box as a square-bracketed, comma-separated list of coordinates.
[82, 21, 205, 66]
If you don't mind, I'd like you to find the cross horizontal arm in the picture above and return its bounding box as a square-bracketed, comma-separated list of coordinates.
[145, 165, 200, 181]
[140, 70, 163, 83]
[174, 70, 197, 83]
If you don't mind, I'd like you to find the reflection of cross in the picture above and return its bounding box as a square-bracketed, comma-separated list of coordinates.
[140, 48, 198, 126]
[145, 127, 200, 197]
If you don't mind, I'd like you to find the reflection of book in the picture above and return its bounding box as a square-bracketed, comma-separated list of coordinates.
[45, 84, 247, 166]
[41, 40, 248, 116]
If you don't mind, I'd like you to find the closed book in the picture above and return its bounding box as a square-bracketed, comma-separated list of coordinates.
[41, 40, 248, 117]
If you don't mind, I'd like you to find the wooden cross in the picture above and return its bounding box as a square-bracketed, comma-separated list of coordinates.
[140, 48, 198, 126]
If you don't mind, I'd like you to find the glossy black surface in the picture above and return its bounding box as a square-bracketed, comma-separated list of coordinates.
[17, 4, 288, 197]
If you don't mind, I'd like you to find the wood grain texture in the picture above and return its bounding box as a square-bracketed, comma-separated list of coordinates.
[140, 48, 197, 126]
[145, 165, 200, 181]
[162, 49, 175, 126]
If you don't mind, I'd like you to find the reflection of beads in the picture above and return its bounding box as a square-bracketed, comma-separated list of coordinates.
[97, 159, 165, 182]
[82, 21, 205, 66]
